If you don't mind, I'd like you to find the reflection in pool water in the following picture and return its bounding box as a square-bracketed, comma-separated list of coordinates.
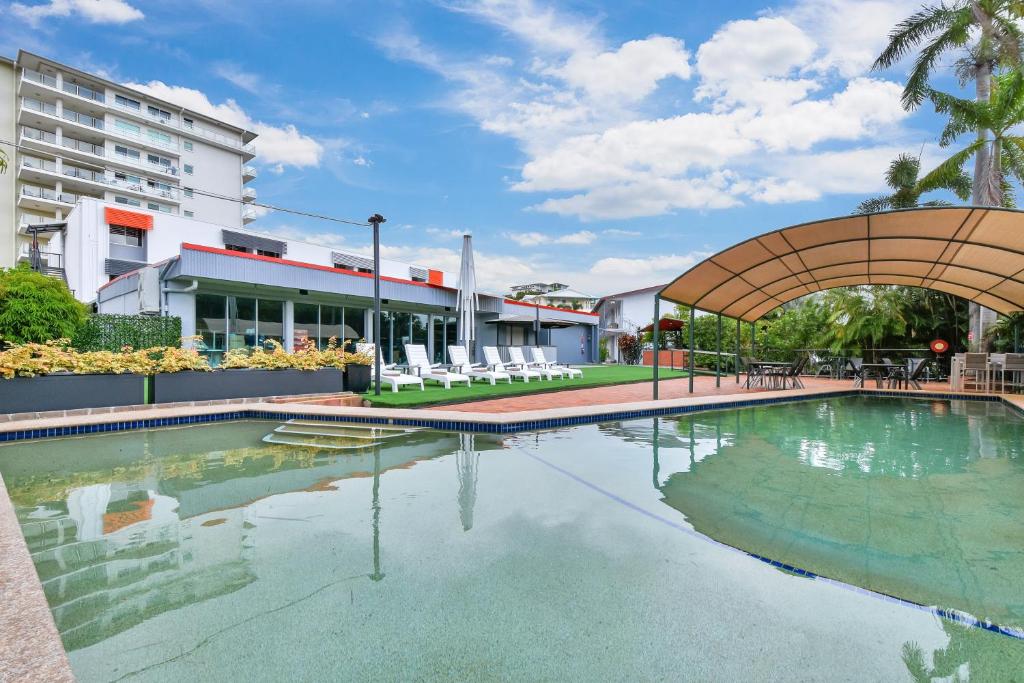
[0, 399, 1022, 681]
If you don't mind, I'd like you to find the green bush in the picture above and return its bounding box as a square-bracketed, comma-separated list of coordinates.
[73, 314, 182, 352]
[0, 265, 87, 344]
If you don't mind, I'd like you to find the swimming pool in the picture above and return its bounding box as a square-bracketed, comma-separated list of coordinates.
[1, 396, 1022, 680]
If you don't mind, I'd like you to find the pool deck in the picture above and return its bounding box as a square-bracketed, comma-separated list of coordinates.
[1, 376, 1023, 681]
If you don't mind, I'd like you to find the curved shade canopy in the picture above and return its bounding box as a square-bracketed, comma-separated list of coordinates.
[660, 207, 1024, 322]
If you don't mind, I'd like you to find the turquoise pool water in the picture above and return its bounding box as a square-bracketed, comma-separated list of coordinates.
[1, 397, 1023, 680]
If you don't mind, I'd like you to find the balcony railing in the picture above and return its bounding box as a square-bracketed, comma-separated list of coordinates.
[21, 156, 57, 173]
[63, 165, 106, 184]
[243, 165, 257, 179]
[21, 185, 78, 204]
[109, 124, 177, 152]
[22, 97, 57, 116]
[22, 69, 57, 88]
[62, 108, 104, 130]
[62, 81, 105, 103]
[242, 206, 257, 222]
[21, 126, 57, 145]
[242, 188, 257, 202]
[62, 136, 105, 157]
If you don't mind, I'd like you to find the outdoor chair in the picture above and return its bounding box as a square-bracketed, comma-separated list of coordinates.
[405, 344, 471, 389]
[999, 353, 1024, 393]
[483, 346, 540, 382]
[530, 347, 582, 378]
[961, 353, 992, 393]
[509, 347, 561, 380]
[764, 355, 807, 389]
[847, 357, 863, 380]
[356, 343, 424, 393]
[887, 358, 928, 390]
[741, 357, 764, 389]
[448, 345, 511, 385]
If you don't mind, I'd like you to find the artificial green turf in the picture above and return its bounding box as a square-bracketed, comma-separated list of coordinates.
[361, 365, 689, 407]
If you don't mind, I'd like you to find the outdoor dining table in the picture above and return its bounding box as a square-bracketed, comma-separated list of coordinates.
[745, 361, 790, 389]
[853, 363, 893, 388]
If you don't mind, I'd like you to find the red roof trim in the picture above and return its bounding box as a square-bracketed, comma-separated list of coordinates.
[503, 298, 599, 317]
[180, 243, 453, 290]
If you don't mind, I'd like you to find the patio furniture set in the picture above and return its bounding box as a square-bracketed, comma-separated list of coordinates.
[742, 356, 808, 390]
[949, 353, 1024, 393]
[356, 343, 583, 393]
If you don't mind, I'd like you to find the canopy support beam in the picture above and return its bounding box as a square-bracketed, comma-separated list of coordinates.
[652, 296, 660, 400]
[735, 318, 740, 384]
[688, 306, 695, 394]
[715, 313, 722, 388]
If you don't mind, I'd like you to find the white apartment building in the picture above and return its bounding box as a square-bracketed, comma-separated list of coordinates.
[0, 51, 257, 270]
[592, 284, 664, 362]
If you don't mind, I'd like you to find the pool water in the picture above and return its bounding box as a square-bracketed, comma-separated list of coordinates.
[1, 397, 1022, 681]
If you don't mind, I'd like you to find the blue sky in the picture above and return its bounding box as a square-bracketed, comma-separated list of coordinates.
[3, 0, 963, 294]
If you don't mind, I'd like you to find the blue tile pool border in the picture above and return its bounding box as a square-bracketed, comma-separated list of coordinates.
[0, 388, 1019, 443]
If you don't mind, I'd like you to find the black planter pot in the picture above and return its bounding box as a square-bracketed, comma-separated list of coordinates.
[153, 368, 343, 403]
[345, 364, 371, 393]
[0, 373, 146, 414]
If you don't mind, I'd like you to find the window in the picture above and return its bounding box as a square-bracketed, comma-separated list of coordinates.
[294, 303, 319, 350]
[195, 293, 226, 354]
[183, 140, 193, 151]
[225, 244, 249, 253]
[184, 210, 194, 218]
[110, 225, 143, 247]
[256, 249, 281, 258]
[183, 117, 194, 129]
[146, 202, 170, 213]
[257, 299, 283, 346]
[115, 94, 140, 110]
[114, 196, 141, 207]
[114, 118, 141, 135]
[147, 153, 171, 167]
[227, 296, 256, 350]
[184, 164, 194, 175]
[183, 187, 194, 198]
[147, 105, 171, 121]
[114, 144, 140, 160]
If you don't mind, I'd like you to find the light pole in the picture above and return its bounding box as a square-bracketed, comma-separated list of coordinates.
[368, 214, 386, 396]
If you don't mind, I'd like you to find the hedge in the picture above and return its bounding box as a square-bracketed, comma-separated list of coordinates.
[74, 314, 182, 351]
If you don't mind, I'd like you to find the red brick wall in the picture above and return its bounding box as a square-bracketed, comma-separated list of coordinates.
[642, 349, 689, 367]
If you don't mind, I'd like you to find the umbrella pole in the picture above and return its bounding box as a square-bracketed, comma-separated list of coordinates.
[652, 297, 660, 400]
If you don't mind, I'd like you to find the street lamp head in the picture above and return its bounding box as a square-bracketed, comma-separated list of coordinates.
[367, 213, 387, 226]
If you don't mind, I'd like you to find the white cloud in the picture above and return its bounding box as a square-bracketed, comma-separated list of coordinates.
[124, 81, 323, 169]
[426, 228, 466, 239]
[213, 62, 268, 95]
[555, 36, 691, 103]
[602, 228, 641, 237]
[11, 0, 143, 25]
[505, 230, 597, 246]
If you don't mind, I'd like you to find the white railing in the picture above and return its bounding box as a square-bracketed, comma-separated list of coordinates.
[243, 165, 257, 179]
[109, 124, 177, 152]
[22, 69, 56, 88]
[21, 156, 57, 173]
[19, 213, 50, 226]
[62, 81, 105, 103]
[21, 125, 57, 145]
[22, 97, 57, 116]
[111, 99, 178, 127]
[62, 136, 105, 157]
[21, 185, 78, 204]
[62, 108, 104, 130]
[242, 206, 257, 221]
[63, 165, 106, 184]
[242, 188, 257, 201]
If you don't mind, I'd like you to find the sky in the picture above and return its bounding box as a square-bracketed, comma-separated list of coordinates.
[1, 0, 967, 296]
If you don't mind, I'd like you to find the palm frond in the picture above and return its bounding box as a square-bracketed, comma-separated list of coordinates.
[855, 196, 893, 214]
[902, 17, 975, 108]
[873, 5, 964, 70]
[920, 142, 986, 192]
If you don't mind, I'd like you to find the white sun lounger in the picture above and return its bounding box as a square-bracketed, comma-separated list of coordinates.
[357, 343, 424, 392]
[508, 346, 562, 380]
[531, 347, 582, 379]
[483, 346, 540, 382]
[448, 345, 511, 385]
[405, 344, 471, 389]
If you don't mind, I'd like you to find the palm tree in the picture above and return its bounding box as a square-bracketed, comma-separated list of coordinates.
[0, 149, 7, 174]
[921, 69, 1024, 206]
[872, 1, 1024, 204]
[855, 153, 970, 213]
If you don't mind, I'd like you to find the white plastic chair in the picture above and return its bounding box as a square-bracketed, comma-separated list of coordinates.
[356, 343, 423, 392]
[509, 346, 560, 379]
[531, 347, 582, 379]
[405, 344, 471, 389]
[483, 346, 540, 382]
[448, 345, 511, 385]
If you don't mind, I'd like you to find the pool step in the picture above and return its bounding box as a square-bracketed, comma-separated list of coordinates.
[262, 420, 424, 450]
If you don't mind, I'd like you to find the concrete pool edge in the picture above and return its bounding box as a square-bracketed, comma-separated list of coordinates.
[1, 386, 1023, 678]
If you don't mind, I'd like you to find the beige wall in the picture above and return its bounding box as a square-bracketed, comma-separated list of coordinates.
[0, 60, 15, 268]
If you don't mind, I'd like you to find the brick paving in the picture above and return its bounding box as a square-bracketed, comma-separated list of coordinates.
[428, 374, 948, 413]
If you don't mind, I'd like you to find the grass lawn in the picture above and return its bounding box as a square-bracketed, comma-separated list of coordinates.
[361, 365, 689, 408]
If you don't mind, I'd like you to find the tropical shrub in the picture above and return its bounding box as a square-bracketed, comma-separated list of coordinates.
[218, 338, 369, 370]
[0, 339, 210, 379]
[74, 314, 182, 352]
[0, 265, 87, 344]
[618, 333, 643, 365]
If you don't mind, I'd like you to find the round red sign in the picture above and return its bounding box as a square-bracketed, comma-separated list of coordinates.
[930, 339, 949, 354]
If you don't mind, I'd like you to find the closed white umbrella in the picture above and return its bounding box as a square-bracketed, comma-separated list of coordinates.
[456, 234, 478, 357]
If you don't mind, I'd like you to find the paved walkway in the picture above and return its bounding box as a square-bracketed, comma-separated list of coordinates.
[428, 375, 942, 413]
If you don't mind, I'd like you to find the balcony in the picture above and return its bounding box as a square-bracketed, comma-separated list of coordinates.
[63, 164, 107, 185]
[243, 165, 257, 182]
[108, 124, 178, 153]
[242, 188, 257, 202]
[242, 206, 258, 224]
[62, 81, 105, 103]
[19, 184, 79, 208]
[21, 125, 57, 145]
[22, 97, 57, 117]
[62, 135, 105, 157]
[21, 156, 57, 174]
[62, 107, 104, 130]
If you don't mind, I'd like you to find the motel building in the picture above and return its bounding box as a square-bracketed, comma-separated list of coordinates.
[58, 198, 597, 366]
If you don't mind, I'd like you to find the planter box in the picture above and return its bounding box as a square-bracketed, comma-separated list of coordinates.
[153, 368, 343, 403]
[0, 373, 146, 414]
[345, 364, 371, 393]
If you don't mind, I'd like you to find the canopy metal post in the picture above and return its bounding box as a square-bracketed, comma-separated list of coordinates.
[750, 322, 756, 356]
[688, 306, 695, 394]
[1016, 319, 1020, 353]
[652, 297, 660, 400]
[715, 313, 722, 388]
[735, 318, 740, 384]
